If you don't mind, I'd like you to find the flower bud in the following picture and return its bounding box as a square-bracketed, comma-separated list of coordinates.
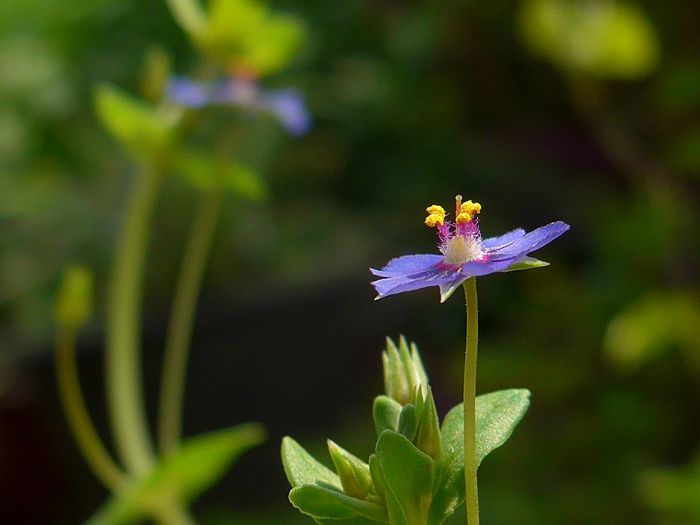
[55, 266, 93, 331]
[382, 337, 430, 405]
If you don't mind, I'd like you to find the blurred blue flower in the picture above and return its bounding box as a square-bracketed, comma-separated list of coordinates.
[371, 196, 569, 301]
[167, 76, 311, 135]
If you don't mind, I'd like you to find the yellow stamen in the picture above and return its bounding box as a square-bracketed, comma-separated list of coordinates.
[456, 199, 482, 224]
[425, 205, 446, 227]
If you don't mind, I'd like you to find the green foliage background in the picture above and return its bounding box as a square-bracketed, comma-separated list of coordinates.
[1, 0, 699, 524]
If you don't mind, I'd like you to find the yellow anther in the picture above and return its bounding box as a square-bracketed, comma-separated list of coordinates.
[461, 200, 481, 215]
[456, 199, 482, 224]
[425, 215, 444, 227]
[424, 205, 446, 228]
[455, 212, 472, 224]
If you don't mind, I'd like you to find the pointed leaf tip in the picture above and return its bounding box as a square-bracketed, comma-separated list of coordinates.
[281, 436, 340, 490]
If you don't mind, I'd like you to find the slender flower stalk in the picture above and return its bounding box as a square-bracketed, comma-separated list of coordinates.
[106, 164, 162, 475]
[55, 329, 126, 490]
[463, 278, 479, 525]
[158, 190, 224, 454]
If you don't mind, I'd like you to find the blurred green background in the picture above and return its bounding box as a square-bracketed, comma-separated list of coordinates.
[1, 0, 700, 523]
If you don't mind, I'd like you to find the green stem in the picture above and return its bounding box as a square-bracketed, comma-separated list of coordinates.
[165, 0, 206, 35]
[55, 330, 126, 490]
[106, 164, 162, 475]
[158, 190, 224, 454]
[463, 278, 479, 525]
[151, 497, 197, 525]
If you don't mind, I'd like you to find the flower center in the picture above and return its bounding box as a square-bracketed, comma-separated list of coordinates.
[442, 235, 484, 266]
[424, 195, 485, 267]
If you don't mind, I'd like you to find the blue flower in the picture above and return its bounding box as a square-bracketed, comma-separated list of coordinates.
[371, 196, 569, 302]
[167, 76, 311, 136]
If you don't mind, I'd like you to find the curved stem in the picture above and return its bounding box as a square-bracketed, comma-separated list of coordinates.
[158, 190, 224, 454]
[165, 0, 206, 35]
[55, 329, 126, 490]
[463, 278, 479, 525]
[106, 164, 162, 475]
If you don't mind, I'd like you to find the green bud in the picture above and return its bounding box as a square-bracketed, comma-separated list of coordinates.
[327, 440, 374, 499]
[140, 47, 172, 103]
[55, 266, 93, 331]
[411, 384, 425, 414]
[383, 337, 432, 405]
[383, 338, 409, 404]
[397, 335, 421, 395]
[415, 387, 442, 460]
[409, 341, 429, 388]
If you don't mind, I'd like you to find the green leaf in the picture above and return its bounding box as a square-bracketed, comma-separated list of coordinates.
[640, 465, 700, 518]
[430, 389, 531, 524]
[397, 404, 418, 442]
[289, 486, 387, 523]
[94, 83, 176, 158]
[476, 388, 530, 464]
[281, 437, 341, 490]
[172, 150, 266, 200]
[195, 0, 305, 76]
[241, 15, 305, 77]
[604, 291, 700, 372]
[87, 424, 265, 525]
[375, 431, 434, 525]
[373, 395, 402, 437]
[504, 257, 550, 272]
[368, 454, 386, 501]
[518, 0, 660, 79]
[415, 387, 441, 460]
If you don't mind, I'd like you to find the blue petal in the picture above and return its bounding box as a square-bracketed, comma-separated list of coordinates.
[260, 89, 311, 136]
[482, 228, 526, 250]
[460, 258, 520, 276]
[439, 256, 528, 302]
[371, 254, 443, 278]
[372, 267, 458, 299]
[167, 77, 312, 136]
[489, 221, 569, 261]
[167, 77, 212, 108]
